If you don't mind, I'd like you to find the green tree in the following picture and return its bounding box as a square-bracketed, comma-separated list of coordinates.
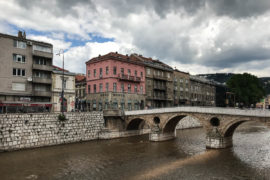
[226, 73, 265, 107]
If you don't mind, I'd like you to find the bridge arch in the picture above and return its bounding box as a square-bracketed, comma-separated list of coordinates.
[162, 114, 203, 133]
[126, 118, 149, 130]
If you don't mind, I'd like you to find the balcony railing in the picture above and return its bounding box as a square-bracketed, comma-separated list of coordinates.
[32, 77, 52, 84]
[153, 74, 167, 80]
[153, 85, 166, 90]
[33, 64, 53, 71]
[32, 50, 53, 58]
[118, 74, 141, 82]
[33, 90, 51, 97]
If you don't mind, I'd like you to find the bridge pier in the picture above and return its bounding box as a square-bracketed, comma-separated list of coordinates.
[206, 127, 232, 149]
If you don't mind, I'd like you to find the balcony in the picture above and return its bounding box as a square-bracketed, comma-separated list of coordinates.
[32, 77, 52, 84]
[32, 50, 53, 58]
[153, 85, 166, 91]
[33, 64, 53, 71]
[153, 74, 167, 80]
[33, 90, 51, 97]
[118, 74, 141, 83]
[153, 95, 167, 100]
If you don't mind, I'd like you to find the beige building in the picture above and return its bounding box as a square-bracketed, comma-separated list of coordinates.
[131, 54, 174, 108]
[190, 75, 216, 106]
[51, 67, 75, 112]
[0, 31, 53, 113]
[173, 69, 190, 106]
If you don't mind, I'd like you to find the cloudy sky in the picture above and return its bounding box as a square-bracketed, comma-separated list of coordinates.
[0, 0, 270, 77]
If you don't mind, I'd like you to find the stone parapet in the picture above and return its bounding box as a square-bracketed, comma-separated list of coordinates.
[0, 112, 104, 151]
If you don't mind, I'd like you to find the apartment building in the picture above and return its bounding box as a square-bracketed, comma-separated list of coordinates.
[0, 31, 53, 113]
[85, 52, 145, 111]
[131, 54, 174, 108]
[173, 69, 190, 106]
[190, 75, 216, 106]
[51, 66, 76, 112]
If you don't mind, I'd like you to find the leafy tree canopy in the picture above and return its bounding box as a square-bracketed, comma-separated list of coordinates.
[226, 73, 265, 106]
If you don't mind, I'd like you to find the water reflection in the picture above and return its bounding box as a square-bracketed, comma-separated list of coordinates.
[0, 121, 269, 180]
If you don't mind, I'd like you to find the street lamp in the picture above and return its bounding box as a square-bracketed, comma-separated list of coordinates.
[56, 49, 65, 114]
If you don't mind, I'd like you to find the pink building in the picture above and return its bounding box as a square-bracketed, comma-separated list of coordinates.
[85, 52, 145, 111]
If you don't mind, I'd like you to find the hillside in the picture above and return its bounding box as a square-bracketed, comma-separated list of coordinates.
[197, 73, 270, 94]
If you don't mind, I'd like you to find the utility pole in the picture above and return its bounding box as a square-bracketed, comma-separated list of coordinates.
[56, 49, 65, 114]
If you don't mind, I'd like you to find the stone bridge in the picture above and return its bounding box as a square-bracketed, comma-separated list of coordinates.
[123, 107, 270, 149]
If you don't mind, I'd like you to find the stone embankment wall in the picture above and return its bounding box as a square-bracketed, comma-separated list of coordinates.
[176, 116, 202, 130]
[0, 112, 104, 151]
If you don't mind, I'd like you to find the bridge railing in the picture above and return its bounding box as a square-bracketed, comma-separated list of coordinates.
[124, 106, 270, 117]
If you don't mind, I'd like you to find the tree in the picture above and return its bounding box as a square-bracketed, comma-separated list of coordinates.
[226, 73, 265, 107]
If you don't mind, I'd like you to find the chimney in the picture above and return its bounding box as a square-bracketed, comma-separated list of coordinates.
[18, 31, 23, 38]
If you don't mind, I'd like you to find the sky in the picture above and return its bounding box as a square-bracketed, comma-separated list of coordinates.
[0, 0, 270, 77]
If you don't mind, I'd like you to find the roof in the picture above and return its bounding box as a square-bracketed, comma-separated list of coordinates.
[131, 53, 174, 71]
[0, 32, 53, 47]
[75, 74, 86, 82]
[85, 52, 144, 66]
[52, 65, 69, 72]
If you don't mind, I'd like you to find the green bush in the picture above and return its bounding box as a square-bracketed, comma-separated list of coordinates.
[58, 114, 67, 121]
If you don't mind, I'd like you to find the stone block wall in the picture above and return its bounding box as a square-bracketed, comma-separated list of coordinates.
[0, 112, 104, 151]
[176, 116, 202, 130]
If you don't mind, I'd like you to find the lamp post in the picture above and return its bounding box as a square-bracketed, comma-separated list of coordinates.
[56, 49, 65, 114]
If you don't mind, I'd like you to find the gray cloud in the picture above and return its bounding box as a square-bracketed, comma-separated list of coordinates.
[5, 0, 270, 76]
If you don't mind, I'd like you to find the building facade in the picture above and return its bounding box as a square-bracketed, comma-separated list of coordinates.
[131, 54, 174, 108]
[75, 74, 87, 111]
[0, 31, 53, 113]
[51, 67, 76, 112]
[190, 75, 216, 106]
[85, 52, 145, 111]
[173, 69, 190, 106]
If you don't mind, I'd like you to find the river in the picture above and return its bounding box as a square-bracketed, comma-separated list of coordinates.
[0, 121, 269, 180]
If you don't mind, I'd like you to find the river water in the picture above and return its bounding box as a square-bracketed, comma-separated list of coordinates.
[0, 121, 269, 180]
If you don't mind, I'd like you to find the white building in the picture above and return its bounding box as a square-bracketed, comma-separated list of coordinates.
[51, 67, 76, 112]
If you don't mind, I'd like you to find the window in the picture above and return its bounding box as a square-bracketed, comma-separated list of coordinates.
[167, 73, 171, 78]
[140, 86, 143, 94]
[13, 54, 25, 63]
[106, 66, 109, 75]
[128, 69, 131, 76]
[147, 68, 150, 75]
[12, 82, 25, 91]
[88, 85, 91, 94]
[99, 68, 103, 78]
[106, 83, 109, 92]
[135, 70, 137, 77]
[33, 45, 52, 53]
[13, 68, 25, 77]
[35, 58, 46, 65]
[94, 69, 96, 77]
[94, 84, 96, 93]
[134, 85, 137, 93]
[141, 72, 143, 78]
[88, 70, 90, 78]
[121, 68, 124, 75]
[128, 102, 132, 111]
[99, 83, 103, 92]
[128, 84, 131, 93]
[113, 83, 117, 92]
[121, 83, 124, 92]
[113, 66, 117, 75]
[13, 40, 26, 49]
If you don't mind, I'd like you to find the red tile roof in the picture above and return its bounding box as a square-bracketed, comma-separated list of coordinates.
[75, 74, 86, 82]
[52, 65, 69, 72]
